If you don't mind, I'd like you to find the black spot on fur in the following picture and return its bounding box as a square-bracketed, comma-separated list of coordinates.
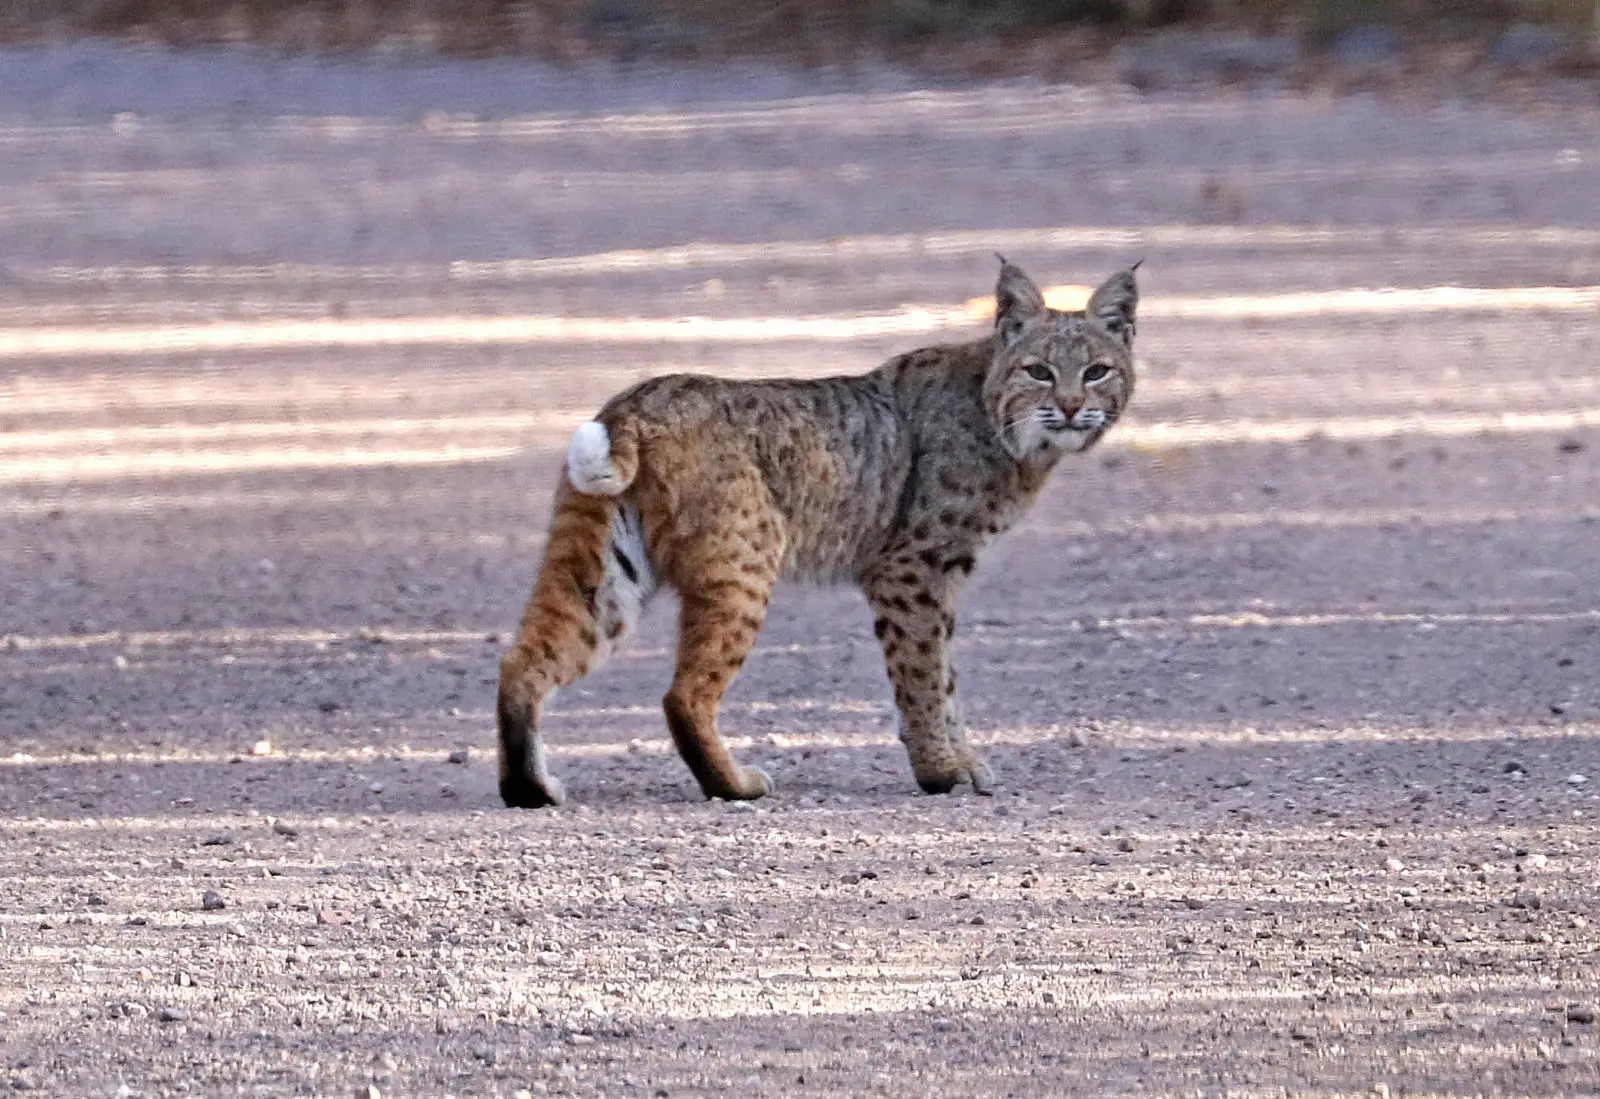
[944, 555, 975, 575]
[611, 544, 639, 584]
[913, 591, 939, 608]
[574, 578, 598, 611]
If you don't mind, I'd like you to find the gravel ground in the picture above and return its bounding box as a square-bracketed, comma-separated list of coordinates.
[1, 44, 1599, 1098]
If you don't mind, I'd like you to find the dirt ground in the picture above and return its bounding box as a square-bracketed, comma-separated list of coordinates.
[2, 47, 1599, 1098]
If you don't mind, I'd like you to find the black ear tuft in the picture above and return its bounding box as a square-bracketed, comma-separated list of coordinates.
[995, 257, 1046, 347]
[1086, 266, 1139, 348]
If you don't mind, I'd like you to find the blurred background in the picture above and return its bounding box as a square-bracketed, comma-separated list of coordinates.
[1, 5, 1599, 1095]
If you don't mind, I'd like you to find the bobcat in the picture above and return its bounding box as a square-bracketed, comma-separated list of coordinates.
[497, 259, 1138, 807]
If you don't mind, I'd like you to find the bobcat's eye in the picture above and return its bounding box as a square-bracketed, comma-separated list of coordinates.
[1083, 363, 1112, 384]
[1023, 362, 1055, 384]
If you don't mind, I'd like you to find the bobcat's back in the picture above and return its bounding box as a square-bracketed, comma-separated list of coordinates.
[594, 366, 922, 585]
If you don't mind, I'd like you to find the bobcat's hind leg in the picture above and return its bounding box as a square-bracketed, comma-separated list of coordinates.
[498, 488, 657, 808]
[659, 511, 782, 802]
[865, 566, 992, 796]
[663, 586, 778, 800]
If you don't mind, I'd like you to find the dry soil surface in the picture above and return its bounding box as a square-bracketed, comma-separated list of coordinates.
[1, 46, 1599, 1099]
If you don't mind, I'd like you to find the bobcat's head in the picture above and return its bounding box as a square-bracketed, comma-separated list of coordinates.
[983, 259, 1138, 461]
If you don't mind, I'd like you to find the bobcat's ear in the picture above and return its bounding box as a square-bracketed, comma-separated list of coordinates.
[994, 255, 1046, 347]
[1087, 263, 1139, 348]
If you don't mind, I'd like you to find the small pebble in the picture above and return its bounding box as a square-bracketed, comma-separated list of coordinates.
[1567, 1003, 1596, 1025]
[1568, 774, 1589, 786]
[271, 819, 299, 837]
[158, 1006, 185, 1023]
[201, 891, 226, 912]
[1384, 857, 1405, 873]
[1510, 890, 1542, 910]
[249, 739, 273, 757]
[1115, 837, 1135, 853]
[447, 748, 470, 765]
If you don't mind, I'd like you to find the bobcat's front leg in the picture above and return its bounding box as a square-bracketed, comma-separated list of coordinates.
[864, 569, 993, 796]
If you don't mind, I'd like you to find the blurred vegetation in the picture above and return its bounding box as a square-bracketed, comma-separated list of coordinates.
[0, 0, 1593, 55]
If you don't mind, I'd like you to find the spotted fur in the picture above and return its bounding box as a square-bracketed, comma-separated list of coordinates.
[497, 261, 1138, 806]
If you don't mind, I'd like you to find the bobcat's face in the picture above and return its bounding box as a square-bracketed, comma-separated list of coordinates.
[983, 262, 1138, 461]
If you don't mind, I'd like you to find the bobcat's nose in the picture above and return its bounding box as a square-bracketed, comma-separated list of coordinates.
[1057, 400, 1083, 419]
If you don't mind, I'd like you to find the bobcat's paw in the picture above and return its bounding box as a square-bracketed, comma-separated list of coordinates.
[500, 772, 567, 809]
[739, 766, 775, 799]
[915, 758, 995, 797]
[707, 765, 773, 802]
[967, 758, 995, 796]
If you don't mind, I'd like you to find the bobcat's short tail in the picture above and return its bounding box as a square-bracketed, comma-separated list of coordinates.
[565, 417, 640, 497]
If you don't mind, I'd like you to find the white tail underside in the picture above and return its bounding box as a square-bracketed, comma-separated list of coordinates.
[566, 420, 626, 496]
